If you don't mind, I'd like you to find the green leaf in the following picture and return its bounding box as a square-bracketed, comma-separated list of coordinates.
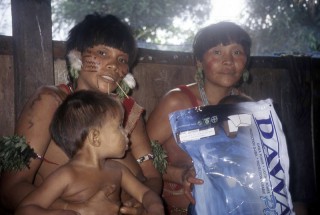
[150, 140, 168, 174]
[0, 135, 38, 172]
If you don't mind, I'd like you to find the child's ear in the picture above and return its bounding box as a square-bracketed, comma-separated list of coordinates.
[88, 128, 101, 147]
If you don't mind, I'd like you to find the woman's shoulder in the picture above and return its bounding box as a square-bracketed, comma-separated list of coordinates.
[33, 85, 61, 94]
[23, 85, 68, 111]
[159, 83, 198, 111]
[165, 83, 196, 97]
[34, 85, 69, 100]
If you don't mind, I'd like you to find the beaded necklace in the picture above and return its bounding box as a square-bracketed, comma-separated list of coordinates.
[198, 83, 210, 106]
[198, 83, 235, 106]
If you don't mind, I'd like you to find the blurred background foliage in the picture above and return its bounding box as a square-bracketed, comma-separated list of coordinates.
[52, 0, 211, 48]
[0, 0, 319, 55]
[52, 0, 319, 55]
[243, 0, 320, 55]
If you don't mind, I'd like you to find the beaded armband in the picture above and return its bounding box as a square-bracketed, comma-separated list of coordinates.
[137, 153, 154, 164]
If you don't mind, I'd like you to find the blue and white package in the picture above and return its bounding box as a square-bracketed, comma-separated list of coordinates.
[169, 99, 294, 215]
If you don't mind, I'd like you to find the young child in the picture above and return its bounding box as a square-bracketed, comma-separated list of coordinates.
[14, 90, 164, 215]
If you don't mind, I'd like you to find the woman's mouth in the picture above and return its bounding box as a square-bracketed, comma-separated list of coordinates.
[101, 75, 115, 82]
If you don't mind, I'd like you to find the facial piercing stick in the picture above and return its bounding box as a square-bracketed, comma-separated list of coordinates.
[116, 82, 129, 98]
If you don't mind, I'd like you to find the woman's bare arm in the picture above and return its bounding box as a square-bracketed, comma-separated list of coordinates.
[146, 89, 203, 203]
[147, 90, 190, 179]
[0, 86, 64, 210]
[130, 117, 162, 194]
[120, 164, 164, 215]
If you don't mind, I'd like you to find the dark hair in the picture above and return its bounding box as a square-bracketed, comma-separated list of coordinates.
[218, 95, 253, 105]
[193, 22, 251, 62]
[66, 13, 137, 66]
[50, 90, 123, 158]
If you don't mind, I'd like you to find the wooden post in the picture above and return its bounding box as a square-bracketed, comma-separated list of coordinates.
[11, 0, 53, 121]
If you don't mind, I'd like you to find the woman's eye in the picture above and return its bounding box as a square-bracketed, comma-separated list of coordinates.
[97, 50, 106, 56]
[118, 57, 128, 64]
[233, 50, 242, 55]
[213, 50, 221, 55]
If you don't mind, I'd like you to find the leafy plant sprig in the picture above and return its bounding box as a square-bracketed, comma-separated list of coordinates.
[0, 135, 38, 172]
[150, 140, 168, 174]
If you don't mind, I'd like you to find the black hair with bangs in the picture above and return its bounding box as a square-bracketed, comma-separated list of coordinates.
[193, 22, 251, 62]
[66, 13, 137, 66]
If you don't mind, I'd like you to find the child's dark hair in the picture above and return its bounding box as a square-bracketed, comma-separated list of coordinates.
[193, 22, 252, 62]
[66, 13, 137, 66]
[50, 90, 123, 158]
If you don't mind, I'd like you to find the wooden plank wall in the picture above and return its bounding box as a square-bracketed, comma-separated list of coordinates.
[0, 54, 14, 136]
[11, 0, 54, 120]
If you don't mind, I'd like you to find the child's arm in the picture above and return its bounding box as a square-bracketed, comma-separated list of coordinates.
[140, 190, 165, 215]
[120, 164, 164, 215]
[14, 166, 78, 215]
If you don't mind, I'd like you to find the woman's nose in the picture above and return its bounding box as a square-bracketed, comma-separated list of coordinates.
[107, 63, 116, 70]
[222, 53, 233, 65]
[106, 62, 127, 78]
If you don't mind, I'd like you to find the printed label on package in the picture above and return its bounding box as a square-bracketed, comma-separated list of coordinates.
[169, 99, 294, 215]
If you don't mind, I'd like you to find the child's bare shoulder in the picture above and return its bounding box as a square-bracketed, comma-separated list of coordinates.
[104, 160, 134, 179]
[105, 159, 128, 170]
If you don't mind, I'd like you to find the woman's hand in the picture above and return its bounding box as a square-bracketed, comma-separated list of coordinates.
[65, 191, 120, 215]
[181, 166, 204, 204]
[120, 198, 146, 215]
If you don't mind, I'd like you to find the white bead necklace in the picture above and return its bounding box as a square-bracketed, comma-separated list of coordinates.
[198, 83, 235, 106]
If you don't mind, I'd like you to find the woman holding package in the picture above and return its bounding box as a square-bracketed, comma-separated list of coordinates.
[0, 13, 161, 215]
[146, 22, 252, 215]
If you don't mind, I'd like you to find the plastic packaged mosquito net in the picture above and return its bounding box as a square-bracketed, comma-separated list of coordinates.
[169, 99, 294, 215]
